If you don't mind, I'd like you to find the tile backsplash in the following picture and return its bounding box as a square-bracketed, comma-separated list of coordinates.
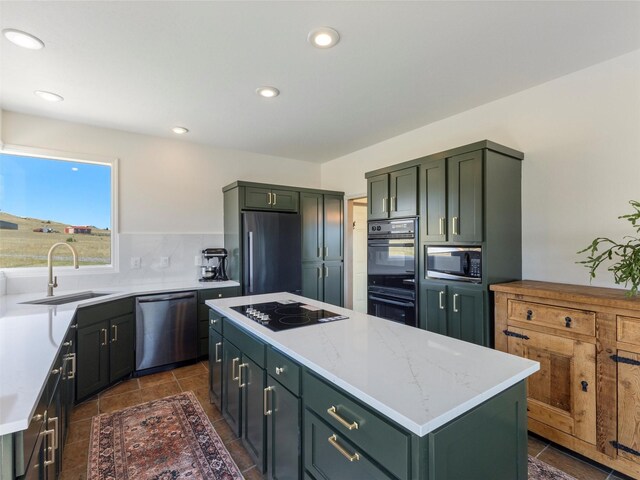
[3, 233, 226, 295]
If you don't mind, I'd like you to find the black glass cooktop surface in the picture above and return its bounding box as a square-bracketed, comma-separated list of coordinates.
[231, 301, 348, 331]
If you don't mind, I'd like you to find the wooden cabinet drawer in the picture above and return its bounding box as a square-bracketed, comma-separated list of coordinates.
[304, 410, 393, 480]
[508, 300, 595, 336]
[617, 315, 640, 345]
[303, 371, 410, 480]
[223, 319, 265, 367]
[198, 287, 241, 303]
[267, 347, 301, 396]
[208, 309, 223, 334]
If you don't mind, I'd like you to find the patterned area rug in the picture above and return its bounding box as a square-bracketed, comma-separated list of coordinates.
[88, 391, 243, 480]
[529, 455, 578, 480]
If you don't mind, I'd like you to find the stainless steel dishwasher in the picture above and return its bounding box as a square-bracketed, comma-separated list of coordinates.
[135, 291, 197, 371]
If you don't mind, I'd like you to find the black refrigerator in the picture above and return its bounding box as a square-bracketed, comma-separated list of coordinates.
[242, 211, 302, 295]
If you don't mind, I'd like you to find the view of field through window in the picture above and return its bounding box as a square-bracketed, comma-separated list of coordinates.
[0, 153, 112, 268]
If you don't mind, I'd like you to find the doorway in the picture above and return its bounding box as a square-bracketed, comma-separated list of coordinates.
[345, 197, 368, 312]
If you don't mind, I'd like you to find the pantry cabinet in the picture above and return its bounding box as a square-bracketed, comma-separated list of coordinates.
[492, 280, 640, 479]
[302, 262, 343, 307]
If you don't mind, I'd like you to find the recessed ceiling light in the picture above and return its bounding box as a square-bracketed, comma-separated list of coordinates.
[34, 90, 64, 102]
[256, 86, 280, 98]
[3, 28, 45, 50]
[172, 126, 189, 134]
[308, 27, 340, 49]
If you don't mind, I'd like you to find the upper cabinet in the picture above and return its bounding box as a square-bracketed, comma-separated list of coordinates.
[367, 166, 418, 220]
[301, 192, 344, 263]
[422, 150, 483, 243]
[244, 186, 299, 212]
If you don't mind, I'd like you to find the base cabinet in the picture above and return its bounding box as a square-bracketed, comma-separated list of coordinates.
[492, 281, 640, 479]
[422, 282, 485, 346]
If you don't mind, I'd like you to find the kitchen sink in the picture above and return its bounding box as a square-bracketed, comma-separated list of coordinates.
[21, 291, 114, 305]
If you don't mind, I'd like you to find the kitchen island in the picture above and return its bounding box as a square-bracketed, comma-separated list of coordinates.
[207, 292, 539, 480]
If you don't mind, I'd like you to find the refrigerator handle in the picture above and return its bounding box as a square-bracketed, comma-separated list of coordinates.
[248, 231, 254, 293]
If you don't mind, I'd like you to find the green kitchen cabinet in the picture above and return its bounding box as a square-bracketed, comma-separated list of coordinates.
[422, 281, 486, 346]
[367, 167, 418, 220]
[242, 356, 266, 470]
[266, 347, 302, 480]
[76, 298, 135, 401]
[198, 286, 241, 357]
[420, 151, 483, 243]
[301, 262, 343, 307]
[244, 186, 299, 212]
[209, 326, 223, 408]
[448, 150, 483, 243]
[301, 193, 343, 263]
[222, 337, 242, 436]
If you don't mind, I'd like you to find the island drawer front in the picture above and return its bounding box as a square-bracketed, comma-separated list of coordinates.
[208, 309, 223, 334]
[223, 318, 266, 367]
[508, 299, 595, 336]
[267, 347, 301, 395]
[198, 287, 241, 303]
[617, 315, 640, 344]
[303, 371, 410, 480]
[304, 410, 394, 480]
[76, 298, 134, 327]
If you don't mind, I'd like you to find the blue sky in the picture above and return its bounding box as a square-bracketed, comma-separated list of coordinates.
[0, 153, 111, 229]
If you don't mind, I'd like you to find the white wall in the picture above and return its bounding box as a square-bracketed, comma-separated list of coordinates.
[321, 49, 640, 290]
[1, 111, 321, 293]
[1, 111, 321, 233]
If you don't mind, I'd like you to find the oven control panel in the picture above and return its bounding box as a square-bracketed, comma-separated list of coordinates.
[368, 219, 416, 236]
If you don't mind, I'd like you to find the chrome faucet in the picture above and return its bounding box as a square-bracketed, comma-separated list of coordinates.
[47, 242, 79, 296]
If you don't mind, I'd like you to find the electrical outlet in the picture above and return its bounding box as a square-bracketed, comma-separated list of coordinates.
[194, 255, 201, 266]
[160, 256, 170, 268]
[130, 257, 141, 269]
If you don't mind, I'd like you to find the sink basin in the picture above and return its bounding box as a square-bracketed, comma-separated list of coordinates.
[22, 291, 114, 305]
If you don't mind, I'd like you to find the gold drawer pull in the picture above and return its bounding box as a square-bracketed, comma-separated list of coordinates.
[327, 406, 358, 430]
[328, 434, 360, 462]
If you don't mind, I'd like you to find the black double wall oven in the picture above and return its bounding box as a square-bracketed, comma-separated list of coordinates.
[367, 218, 418, 327]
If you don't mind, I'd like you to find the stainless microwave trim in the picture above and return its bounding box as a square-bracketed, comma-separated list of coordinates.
[425, 246, 482, 283]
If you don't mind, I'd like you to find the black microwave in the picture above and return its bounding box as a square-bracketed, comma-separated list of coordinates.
[426, 246, 482, 283]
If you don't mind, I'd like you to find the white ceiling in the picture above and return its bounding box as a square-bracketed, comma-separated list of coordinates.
[1, 1, 639, 163]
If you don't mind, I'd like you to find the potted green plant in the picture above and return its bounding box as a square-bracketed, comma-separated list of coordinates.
[577, 200, 640, 296]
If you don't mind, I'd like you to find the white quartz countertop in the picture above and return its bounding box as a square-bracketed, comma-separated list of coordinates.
[207, 292, 539, 437]
[0, 279, 240, 435]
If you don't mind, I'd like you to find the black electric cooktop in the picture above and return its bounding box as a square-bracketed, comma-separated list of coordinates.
[231, 301, 348, 331]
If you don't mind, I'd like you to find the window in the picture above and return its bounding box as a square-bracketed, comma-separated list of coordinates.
[0, 150, 115, 269]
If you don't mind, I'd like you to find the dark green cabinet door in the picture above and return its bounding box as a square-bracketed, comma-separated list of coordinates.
[245, 186, 272, 209]
[323, 262, 344, 307]
[109, 314, 134, 382]
[448, 150, 483, 243]
[323, 194, 343, 261]
[389, 166, 418, 218]
[423, 283, 448, 334]
[301, 193, 323, 262]
[241, 357, 266, 471]
[368, 174, 389, 220]
[421, 159, 447, 242]
[448, 286, 485, 346]
[267, 377, 301, 480]
[76, 321, 109, 401]
[222, 339, 242, 437]
[209, 328, 223, 408]
[271, 189, 299, 212]
[302, 263, 323, 301]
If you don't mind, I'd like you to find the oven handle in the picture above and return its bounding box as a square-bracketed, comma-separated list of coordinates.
[368, 295, 415, 308]
[368, 242, 415, 248]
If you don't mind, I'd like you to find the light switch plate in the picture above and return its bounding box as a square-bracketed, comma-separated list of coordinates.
[160, 256, 170, 268]
[130, 257, 141, 269]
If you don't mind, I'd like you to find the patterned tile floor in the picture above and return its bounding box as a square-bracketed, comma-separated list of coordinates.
[59, 361, 634, 480]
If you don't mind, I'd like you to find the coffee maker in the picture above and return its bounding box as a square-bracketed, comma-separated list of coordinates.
[199, 248, 229, 282]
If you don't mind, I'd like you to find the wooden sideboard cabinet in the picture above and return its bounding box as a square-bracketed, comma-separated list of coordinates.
[491, 280, 640, 479]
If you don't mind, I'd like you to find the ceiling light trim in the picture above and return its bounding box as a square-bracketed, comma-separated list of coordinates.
[34, 90, 64, 102]
[172, 126, 189, 134]
[3, 28, 45, 49]
[308, 27, 340, 49]
[256, 86, 280, 98]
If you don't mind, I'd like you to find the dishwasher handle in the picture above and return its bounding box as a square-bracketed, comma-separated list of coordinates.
[137, 292, 197, 303]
